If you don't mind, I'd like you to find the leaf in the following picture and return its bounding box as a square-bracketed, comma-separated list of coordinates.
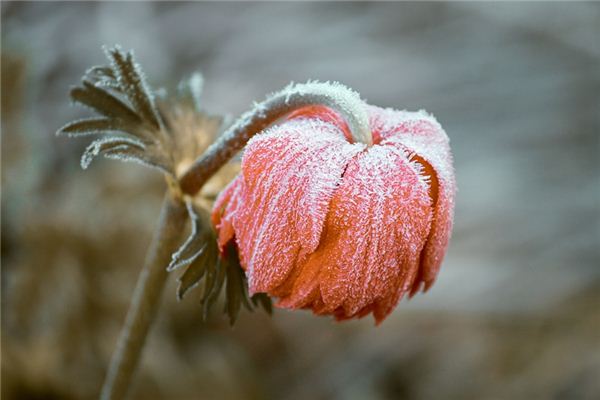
[106, 46, 163, 130]
[85, 65, 116, 80]
[170, 241, 207, 272]
[80, 136, 145, 169]
[224, 264, 242, 325]
[222, 242, 254, 325]
[170, 201, 274, 323]
[57, 117, 139, 137]
[251, 293, 273, 315]
[177, 250, 213, 300]
[178, 72, 204, 112]
[94, 78, 122, 92]
[201, 258, 226, 321]
[70, 81, 141, 123]
[103, 146, 171, 174]
[168, 201, 215, 271]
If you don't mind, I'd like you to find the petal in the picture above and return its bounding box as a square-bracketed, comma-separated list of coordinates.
[212, 176, 244, 253]
[279, 143, 433, 323]
[287, 105, 353, 142]
[233, 117, 365, 294]
[369, 106, 456, 294]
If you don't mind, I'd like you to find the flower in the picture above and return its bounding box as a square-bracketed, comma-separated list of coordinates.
[211, 104, 455, 324]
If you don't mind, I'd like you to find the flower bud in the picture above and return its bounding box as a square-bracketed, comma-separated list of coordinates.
[212, 105, 455, 324]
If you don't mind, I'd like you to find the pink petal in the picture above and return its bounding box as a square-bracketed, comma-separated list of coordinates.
[278, 143, 433, 324]
[369, 106, 456, 294]
[233, 118, 365, 294]
[212, 176, 243, 252]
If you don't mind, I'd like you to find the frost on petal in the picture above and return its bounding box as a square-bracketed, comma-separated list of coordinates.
[368, 105, 456, 294]
[287, 105, 353, 142]
[212, 175, 244, 252]
[232, 118, 365, 294]
[278, 144, 433, 324]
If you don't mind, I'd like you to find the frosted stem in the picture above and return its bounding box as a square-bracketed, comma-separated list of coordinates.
[100, 192, 188, 400]
[179, 81, 372, 195]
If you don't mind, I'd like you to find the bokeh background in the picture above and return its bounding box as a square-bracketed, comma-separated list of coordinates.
[2, 2, 599, 399]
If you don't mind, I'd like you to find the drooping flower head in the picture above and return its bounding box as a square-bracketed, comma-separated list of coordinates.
[212, 103, 455, 324]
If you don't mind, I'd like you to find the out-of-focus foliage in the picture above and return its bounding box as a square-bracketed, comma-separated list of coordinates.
[2, 2, 599, 400]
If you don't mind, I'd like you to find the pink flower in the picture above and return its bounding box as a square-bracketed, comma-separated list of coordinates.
[212, 105, 455, 324]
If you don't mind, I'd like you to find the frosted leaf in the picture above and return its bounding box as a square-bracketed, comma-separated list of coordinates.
[84, 65, 122, 93]
[104, 45, 164, 130]
[170, 239, 207, 273]
[62, 45, 223, 180]
[177, 265, 207, 300]
[176, 239, 219, 302]
[84, 65, 116, 81]
[103, 155, 167, 173]
[70, 81, 141, 123]
[169, 201, 212, 272]
[173, 201, 220, 300]
[200, 258, 226, 319]
[177, 72, 204, 112]
[80, 136, 145, 169]
[57, 117, 140, 138]
[93, 78, 122, 92]
[225, 254, 252, 325]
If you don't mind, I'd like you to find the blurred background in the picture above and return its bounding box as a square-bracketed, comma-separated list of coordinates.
[2, 2, 599, 399]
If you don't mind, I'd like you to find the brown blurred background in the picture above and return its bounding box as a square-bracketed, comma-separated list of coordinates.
[2, 2, 599, 399]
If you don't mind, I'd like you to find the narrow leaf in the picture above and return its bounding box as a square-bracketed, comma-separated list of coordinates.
[106, 46, 163, 130]
[223, 244, 253, 325]
[226, 247, 253, 311]
[177, 251, 213, 300]
[70, 82, 141, 125]
[201, 259, 226, 321]
[251, 293, 273, 315]
[57, 117, 139, 137]
[178, 72, 204, 112]
[94, 78, 122, 92]
[80, 136, 145, 169]
[168, 201, 215, 271]
[225, 263, 242, 325]
[85, 65, 116, 80]
[103, 146, 171, 174]
[169, 241, 206, 272]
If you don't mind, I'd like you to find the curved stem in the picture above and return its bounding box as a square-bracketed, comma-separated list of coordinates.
[100, 192, 188, 400]
[179, 81, 371, 195]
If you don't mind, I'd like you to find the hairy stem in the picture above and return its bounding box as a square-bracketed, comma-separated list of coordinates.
[179, 81, 371, 195]
[101, 192, 188, 400]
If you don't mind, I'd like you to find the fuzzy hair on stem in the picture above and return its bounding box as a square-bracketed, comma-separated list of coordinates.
[178, 81, 372, 196]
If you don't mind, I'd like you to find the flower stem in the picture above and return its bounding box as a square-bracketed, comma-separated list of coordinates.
[179, 81, 372, 196]
[100, 191, 188, 400]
